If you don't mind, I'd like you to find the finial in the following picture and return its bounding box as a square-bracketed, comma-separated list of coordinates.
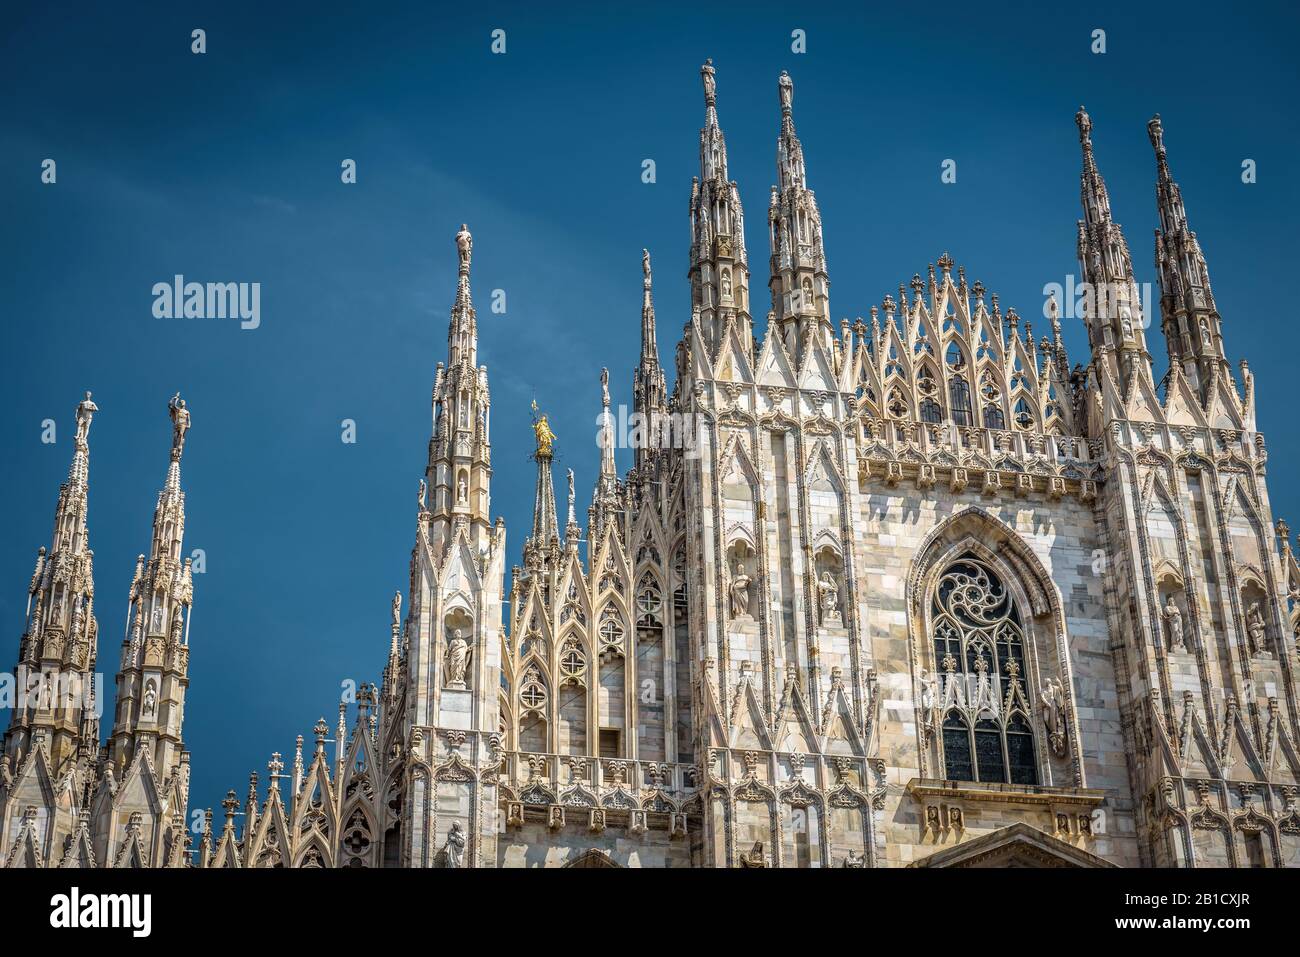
[701, 59, 717, 106]
[314, 717, 329, 748]
[455, 224, 472, 276]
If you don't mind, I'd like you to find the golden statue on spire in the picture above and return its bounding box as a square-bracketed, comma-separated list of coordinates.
[531, 399, 556, 458]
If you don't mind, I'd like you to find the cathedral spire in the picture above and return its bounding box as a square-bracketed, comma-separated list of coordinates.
[109, 393, 195, 781]
[590, 368, 622, 539]
[528, 401, 559, 550]
[448, 224, 477, 369]
[699, 59, 726, 182]
[768, 70, 831, 364]
[690, 59, 752, 359]
[4, 392, 101, 775]
[426, 224, 493, 554]
[1074, 106, 1153, 389]
[1148, 114, 1227, 400]
[633, 250, 667, 467]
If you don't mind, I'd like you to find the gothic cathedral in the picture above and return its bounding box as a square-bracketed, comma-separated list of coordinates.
[4, 63, 1299, 869]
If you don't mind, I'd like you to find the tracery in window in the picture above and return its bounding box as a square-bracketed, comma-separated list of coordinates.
[931, 555, 1037, 785]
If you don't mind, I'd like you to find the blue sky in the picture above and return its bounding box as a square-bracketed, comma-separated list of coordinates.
[2, 2, 1297, 824]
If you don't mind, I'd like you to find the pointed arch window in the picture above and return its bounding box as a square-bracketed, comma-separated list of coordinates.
[948, 376, 973, 426]
[636, 580, 663, 626]
[598, 609, 625, 658]
[979, 372, 1003, 430]
[1013, 398, 1035, 430]
[931, 555, 1037, 785]
[559, 639, 586, 685]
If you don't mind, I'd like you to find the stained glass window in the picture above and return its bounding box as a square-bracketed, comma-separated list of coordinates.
[931, 555, 1038, 785]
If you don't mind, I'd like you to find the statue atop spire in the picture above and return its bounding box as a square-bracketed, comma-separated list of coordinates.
[531, 399, 556, 459]
[456, 223, 472, 276]
[778, 70, 793, 120]
[75, 391, 97, 444]
[1075, 104, 1092, 144]
[566, 468, 576, 527]
[168, 392, 191, 461]
[1147, 114, 1166, 163]
[701, 58, 716, 107]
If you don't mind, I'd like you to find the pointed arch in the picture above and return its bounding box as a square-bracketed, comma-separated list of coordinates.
[907, 508, 1079, 788]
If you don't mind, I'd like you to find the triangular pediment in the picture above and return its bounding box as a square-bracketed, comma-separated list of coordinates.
[912, 821, 1116, 868]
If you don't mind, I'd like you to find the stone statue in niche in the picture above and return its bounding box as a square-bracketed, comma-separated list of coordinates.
[443, 821, 465, 868]
[817, 570, 840, 623]
[729, 562, 752, 619]
[457, 474, 468, 504]
[142, 678, 158, 720]
[1162, 594, 1185, 652]
[1039, 676, 1068, 758]
[1246, 602, 1267, 656]
[918, 668, 938, 736]
[444, 628, 472, 689]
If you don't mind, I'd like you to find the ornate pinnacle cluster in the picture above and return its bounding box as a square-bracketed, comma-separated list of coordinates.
[1147, 114, 1226, 399]
[4, 392, 102, 773]
[691, 60, 752, 356]
[1074, 106, 1151, 390]
[110, 394, 195, 781]
[426, 224, 494, 551]
[769, 69, 829, 361]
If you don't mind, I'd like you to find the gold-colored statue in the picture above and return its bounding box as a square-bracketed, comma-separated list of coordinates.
[531, 400, 557, 457]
